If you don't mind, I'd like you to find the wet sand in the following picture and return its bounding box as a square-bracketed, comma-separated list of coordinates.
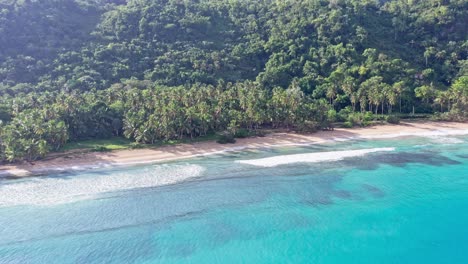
[1, 121, 467, 177]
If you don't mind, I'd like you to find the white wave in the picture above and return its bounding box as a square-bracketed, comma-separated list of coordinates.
[0, 164, 205, 207]
[428, 136, 464, 144]
[362, 129, 468, 139]
[361, 129, 468, 146]
[236, 147, 395, 167]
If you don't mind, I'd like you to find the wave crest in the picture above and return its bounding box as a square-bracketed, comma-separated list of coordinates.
[236, 148, 395, 167]
[362, 129, 468, 139]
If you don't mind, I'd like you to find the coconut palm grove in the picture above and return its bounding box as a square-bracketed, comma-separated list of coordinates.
[0, 0, 467, 161]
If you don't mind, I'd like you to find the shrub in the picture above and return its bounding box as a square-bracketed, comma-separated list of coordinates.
[362, 120, 372, 127]
[92, 145, 110, 152]
[386, 115, 400, 124]
[364, 112, 374, 121]
[254, 130, 267, 137]
[129, 142, 145, 149]
[217, 132, 236, 144]
[327, 109, 337, 123]
[346, 112, 374, 127]
[432, 109, 467, 122]
[296, 120, 319, 133]
[234, 128, 250, 138]
[343, 121, 353, 128]
[337, 107, 352, 122]
[373, 114, 386, 121]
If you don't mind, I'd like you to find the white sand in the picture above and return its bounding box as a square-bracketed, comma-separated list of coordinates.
[1, 121, 467, 177]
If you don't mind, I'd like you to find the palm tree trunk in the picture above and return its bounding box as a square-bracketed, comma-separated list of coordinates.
[399, 97, 402, 113]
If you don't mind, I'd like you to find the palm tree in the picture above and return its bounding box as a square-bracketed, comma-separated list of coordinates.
[325, 83, 337, 106]
[434, 91, 449, 112]
[385, 85, 397, 114]
[415, 85, 436, 104]
[342, 76, 357, 111]
[392, 81, 404, 113]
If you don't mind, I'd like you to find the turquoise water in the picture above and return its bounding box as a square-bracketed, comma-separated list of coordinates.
[1, 134, 468, 263]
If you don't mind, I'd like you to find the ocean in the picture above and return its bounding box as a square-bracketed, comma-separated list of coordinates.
[1, 133, 468, 263]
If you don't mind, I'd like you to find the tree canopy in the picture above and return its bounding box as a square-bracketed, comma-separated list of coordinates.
[0, 0, 467, 161]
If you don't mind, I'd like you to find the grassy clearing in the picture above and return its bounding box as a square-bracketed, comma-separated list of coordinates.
[60, 133, 221, 152]
[60, 137, 134, 152]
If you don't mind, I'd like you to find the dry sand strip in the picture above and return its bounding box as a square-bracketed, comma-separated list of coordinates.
[1, 121, 467, 178]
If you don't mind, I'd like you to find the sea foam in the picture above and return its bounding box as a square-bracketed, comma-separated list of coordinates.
[427, 136, 464, 144]
[361, 129, 468, 139]
[236, 147, 395, 167]
[0, 164, 205, 207]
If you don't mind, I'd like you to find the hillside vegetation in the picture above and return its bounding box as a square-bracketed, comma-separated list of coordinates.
[0, 0, 467, 161]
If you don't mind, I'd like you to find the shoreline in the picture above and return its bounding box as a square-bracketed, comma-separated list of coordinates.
[1, 121, 467, 178]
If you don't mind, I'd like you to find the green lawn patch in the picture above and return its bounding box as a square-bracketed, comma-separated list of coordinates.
[60, 137, 134, 152]
[60, 133, 221, 152]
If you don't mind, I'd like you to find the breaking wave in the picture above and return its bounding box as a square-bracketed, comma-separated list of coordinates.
[0, 164, 205, 207]
[236, 148, 395, 167]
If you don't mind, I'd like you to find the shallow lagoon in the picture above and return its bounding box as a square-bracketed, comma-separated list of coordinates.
[1, 134, 468, 263]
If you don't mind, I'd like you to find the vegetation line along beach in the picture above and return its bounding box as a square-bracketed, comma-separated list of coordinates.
[1, 121, 467, 177]
[0, 0, 467, 165]
[1, 1, 468, 263]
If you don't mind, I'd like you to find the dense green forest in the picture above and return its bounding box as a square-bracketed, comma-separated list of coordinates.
[0, 0, 467, 162]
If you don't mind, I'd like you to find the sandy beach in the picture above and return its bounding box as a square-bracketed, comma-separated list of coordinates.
[1, 121, 467, 177]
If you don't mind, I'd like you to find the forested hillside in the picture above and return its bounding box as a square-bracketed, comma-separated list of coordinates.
[0, 0, 467, 162]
